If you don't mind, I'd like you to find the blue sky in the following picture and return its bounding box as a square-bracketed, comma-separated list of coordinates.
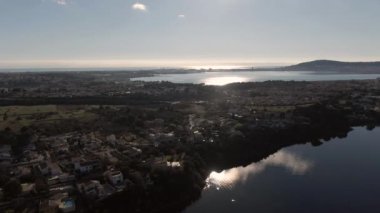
[0, 0, 379, 68]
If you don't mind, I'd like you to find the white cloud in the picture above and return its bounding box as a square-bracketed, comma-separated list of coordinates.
[178, 14, 185, 19]
[132, 3, 147, 11]
[54, 0, 67, 5]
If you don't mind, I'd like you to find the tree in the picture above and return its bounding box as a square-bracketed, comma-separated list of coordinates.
[12, 132, 31, 155]
[0, 174, 10, 187]
[35, 176, 48, 194]
[3, 179, 22, 199]
[20, 126, 28, 133]
[3, 113, 7, 121]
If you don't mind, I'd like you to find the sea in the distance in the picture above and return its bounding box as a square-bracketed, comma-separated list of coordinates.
[132, 71, 380, 86]
[184, 127, 380, 213]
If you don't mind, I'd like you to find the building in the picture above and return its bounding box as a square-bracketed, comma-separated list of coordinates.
[0, 145, 12, 162]
[105, 170, 124, 186]
[74, 160, 100, 174]
[78, 180, 102, 196]
[38, 162, 50, 176]
[40, 193, 76, 213]
[59, 198, 76, 213]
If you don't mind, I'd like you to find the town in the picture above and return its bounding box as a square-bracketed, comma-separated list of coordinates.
[1, 71, 380, 212]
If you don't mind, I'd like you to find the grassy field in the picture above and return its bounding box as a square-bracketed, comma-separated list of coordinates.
[250, 103, 314, 113]
[0, 105, 98, 132]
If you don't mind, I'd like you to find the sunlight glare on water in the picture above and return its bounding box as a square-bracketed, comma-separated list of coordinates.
[205, 151, 313, 189]
[187, 65, 248, 70]
[204, 76, 248, 86]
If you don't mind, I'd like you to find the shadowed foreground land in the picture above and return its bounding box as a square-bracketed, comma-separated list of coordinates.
[0, 72, 379, 212]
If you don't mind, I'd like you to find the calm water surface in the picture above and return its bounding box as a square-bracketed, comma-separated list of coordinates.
[184, 127, 380, 213]
[132, 71, 380, 85]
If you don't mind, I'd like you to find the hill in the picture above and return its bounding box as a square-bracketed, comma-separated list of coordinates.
[276, 60, 380, 73]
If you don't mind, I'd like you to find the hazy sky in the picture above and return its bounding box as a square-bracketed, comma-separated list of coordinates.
[0, 0, 379, 68]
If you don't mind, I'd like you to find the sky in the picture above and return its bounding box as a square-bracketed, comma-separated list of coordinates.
[0, 0, 379, 69]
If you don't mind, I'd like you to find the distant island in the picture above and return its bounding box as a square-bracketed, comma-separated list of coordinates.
[279, 60, 380, 73]
[257, 60, 380, 73]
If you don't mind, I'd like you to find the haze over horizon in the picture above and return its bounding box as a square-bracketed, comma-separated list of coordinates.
[1, 0, 380, 69]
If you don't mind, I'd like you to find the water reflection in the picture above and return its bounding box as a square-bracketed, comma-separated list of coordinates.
[187, 65, 247, 70]
[186, 128, 380, 213]
[204, 76, 248, 86]
[205, 151, 313, 189]
[132, 71, 380, 86]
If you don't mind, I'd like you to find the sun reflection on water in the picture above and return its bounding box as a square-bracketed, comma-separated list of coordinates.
[205, 151, 313, 189]
[203, 76, 248, 86]
[188, 65, 247, 70]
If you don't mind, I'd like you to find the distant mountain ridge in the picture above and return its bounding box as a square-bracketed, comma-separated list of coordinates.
[277, 60, 380, 73]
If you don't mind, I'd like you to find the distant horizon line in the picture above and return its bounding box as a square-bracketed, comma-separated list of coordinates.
[0, 59, 379, 72]
[0, 61, 288, 71]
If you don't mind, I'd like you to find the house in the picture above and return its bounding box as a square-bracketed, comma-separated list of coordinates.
[0, 145, 11, 153]
[0, 152, 12, 162]
[77, 180, 115, 198]
[83, 138, 103, 151]
[192, 130, 204, 143]
[11, 166, 32, 177]
[0, 145, 12, 162]
[102, 183, 116, 197]
[106, 134, 117, 145]
[149, 132, 176, 146]
[21, 183, 35, 195]
[122, 147, 142, 158]
[78, 180, 103, 197]
[42, 193, 76, 213]
[59, 173, 75, 183]
[74, 160, 100, 174]
[49, 185, 75, 195]
[23, 143, 36, 152]
[38, 162, 50, 176]
[0, 88, 9, 94]
[49, 138, 68, 149]
[48, 173, 75, 186]
[39, 199, 56, 213]
[59, 198, 76, 213]
[105, 170, 124, 186]
[167, 161, 181, 168]
[21, 150, 44, 163]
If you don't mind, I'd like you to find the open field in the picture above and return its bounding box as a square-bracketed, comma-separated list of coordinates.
[0, 105, 98, 131]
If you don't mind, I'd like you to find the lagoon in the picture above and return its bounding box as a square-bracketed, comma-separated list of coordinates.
[184, 127, 380, 213]
[132, 71, 380, 86]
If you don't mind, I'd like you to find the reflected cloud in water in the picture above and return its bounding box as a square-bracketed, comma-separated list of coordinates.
[205, 151, 313, 189]
[204, 76, 248, 86]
